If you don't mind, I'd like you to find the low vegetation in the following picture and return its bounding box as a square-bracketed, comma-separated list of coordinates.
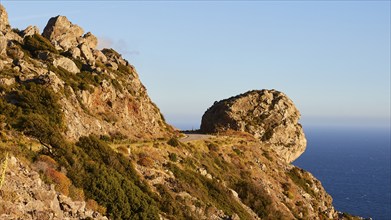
[166, 162, 253, 219]
[288, 167, 316, 197]
[23, 34, 58, 55]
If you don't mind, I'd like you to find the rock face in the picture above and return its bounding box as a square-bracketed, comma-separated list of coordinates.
[0, 4, 9, 33]
[201, 89, 306, 163]
[52, 57, 79, 74]
[0, 33, 6, 55]
[21, 25, 40, 37]
[42, 15, 84, 51]
[0, 7, 174, 140]
[0, 156, 107, 220]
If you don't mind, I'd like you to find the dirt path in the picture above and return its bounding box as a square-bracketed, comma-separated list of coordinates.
[180, 133, 213, 142]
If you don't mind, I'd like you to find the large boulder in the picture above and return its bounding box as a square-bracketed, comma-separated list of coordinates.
[53, 57, 80, 74]
[21, 25, 40, 38]
[42, 15, 84, 51]
[80, 32, 97, 49]
[201, 89, 306, 163]
[0, 4, 9, 33]
[79, 43, 94, 63]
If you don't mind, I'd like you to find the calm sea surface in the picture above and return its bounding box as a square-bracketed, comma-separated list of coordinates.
[293, 126, 391, 220]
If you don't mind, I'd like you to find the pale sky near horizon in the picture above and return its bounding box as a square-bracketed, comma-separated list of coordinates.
[2, 1, 390, 130]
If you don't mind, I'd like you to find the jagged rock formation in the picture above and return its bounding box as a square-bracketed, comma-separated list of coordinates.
[0, 7, 174, 140]
[0, 4, 9, 32]
[0, 156, 107, 220]
[201, 90, 306, 163]
[42, 16, 85, 51]
[21, 25, 40, 38]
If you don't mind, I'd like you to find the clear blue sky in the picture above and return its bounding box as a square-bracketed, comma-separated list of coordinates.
[2, 1, 390, 129]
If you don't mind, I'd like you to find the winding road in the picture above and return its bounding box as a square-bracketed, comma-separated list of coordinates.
[180, 133, 213, 142]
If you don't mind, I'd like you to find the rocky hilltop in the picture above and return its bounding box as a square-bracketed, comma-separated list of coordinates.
[0, 4, 362, 220]
[0, 6, 173, 140]
[201, 90, 306, 163]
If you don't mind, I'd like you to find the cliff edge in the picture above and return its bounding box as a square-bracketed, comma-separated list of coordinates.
[201, 89, 306, 163]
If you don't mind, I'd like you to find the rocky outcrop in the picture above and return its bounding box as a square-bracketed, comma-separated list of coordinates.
[0, 156, 107, 220]
[80, 32, 97, 49]
[21, 25, 40, 38]
[0, 4, 9, 33]
[52, 56, 79, 74]
[42, 16, 84, 51]
[201, 89, 306, 163]
[42, 16, 98, 62]
[0, 6, 174, 140]
[0, 4, 22, 44]
[0, 33, 6, 55]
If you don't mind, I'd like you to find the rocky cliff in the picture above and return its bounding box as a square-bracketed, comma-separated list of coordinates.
[0, 4, 362, 220]
[201, 90, 306, 163]
[0, 6, 174, 141]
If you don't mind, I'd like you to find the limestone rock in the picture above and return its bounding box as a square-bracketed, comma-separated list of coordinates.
[0, 33, 6, 55]
[107, 61, 118, 70]
[0, 156, 107, 220]
[6, 44, 24, 60]
[0, 77, 15, 86]
[69, 46, 81, 59]
[42, 15, 84, 51]
[93, 49, 107, 63]
[201, 89, 307, 163]
[53, 57, 79, 74]
[79, 43, 94, 63]
[80, 32, 98, 49]
[21, 25, 40, 38]
[4, 31, 23, 43]
[0, 4, 9, 33]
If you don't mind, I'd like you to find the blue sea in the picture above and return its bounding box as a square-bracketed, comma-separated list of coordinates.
[293, 126, 391, 220]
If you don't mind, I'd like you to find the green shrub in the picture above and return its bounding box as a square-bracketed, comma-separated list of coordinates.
[71, 136, 160, 219]
[69, 185, 85, 201]
[167, 138, 180, 147]
[155, 184, 191, 219]
[9, 82, 63, 127]
[233, 179, 273, 218]
[99, 135, 111, 142]
[168, 153, 177, 162]
[110, 132, 127, 141]
[262, 151, 273, 161]
[23, 34, 58, 54]
[207, 142, 219, 152]
[232, 148, 243, 156]
[287, 167, 315, 197]
[0, 82, 64, 147]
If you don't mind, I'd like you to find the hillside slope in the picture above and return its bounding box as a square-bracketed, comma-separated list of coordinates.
[0, 5, 362, 220]
[0, 5, 173, 141]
